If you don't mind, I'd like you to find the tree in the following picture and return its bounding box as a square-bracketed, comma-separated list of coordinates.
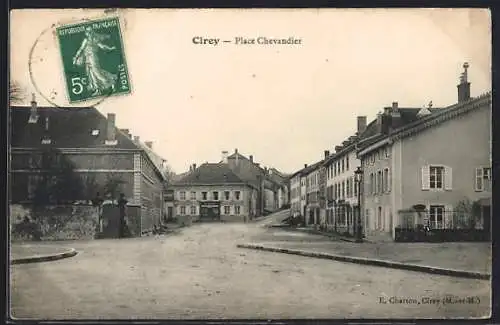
[10, 81, 25, 103]
[31, 148, 85, 209]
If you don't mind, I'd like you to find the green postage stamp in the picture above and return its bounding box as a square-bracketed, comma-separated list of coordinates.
[56, 17, 131, 103]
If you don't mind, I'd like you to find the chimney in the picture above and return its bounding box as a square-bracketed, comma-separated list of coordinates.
[28, 93, 39, 124]
[222, 150, 229, 163]
[335, 145, 342, 152]
[304, 164, 308, 169]
[235, 148, 238, 154]
[193, 163, 197, 170]
[249, 155, 253, 162]
[457, 62, 471, 102]
[145, 141, 153, 149]
[356, 116, 367, 134]
[120, 128, 130, 137]
[376, 112, 383, 133]
[324, 150, 330, 159]
[105, 113, 117, 145]
[134, 136, 140, 142]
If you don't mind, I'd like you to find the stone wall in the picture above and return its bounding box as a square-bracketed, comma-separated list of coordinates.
[10, 204, 99, 241]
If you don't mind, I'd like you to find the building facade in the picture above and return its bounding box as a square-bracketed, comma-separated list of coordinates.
[289, 171, 302, 217]
[358, 66, 491, 241]
[10, 99, 166, 236]
[172, 163, 258, 222]
[322, 117, 365, 234]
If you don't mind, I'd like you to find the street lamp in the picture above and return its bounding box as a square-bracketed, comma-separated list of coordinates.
[354, 166, 363, 242]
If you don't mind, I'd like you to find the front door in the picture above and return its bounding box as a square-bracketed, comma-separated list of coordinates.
[167, 207, 173, 222]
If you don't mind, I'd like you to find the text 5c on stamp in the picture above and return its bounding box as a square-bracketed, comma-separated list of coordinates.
[56, 17, 131, 103]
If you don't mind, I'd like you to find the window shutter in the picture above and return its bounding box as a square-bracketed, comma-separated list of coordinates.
[474, 167, 483, 191]
[444, 166, 453, 190]
[421, 166, 430, 190]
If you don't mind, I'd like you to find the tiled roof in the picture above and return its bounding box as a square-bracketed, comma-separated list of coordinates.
[173, 163, 246, 186]
[11, 105, 167, 181]
[357, 107, 441, 149]
[11, 106, 137, 150]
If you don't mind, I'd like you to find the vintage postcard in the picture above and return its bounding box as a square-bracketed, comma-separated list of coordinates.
[9, 8, 491, 320]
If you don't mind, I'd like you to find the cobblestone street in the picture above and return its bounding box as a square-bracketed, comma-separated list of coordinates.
[10, 218, 490, 319]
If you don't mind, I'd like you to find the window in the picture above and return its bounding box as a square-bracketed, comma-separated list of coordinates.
[235, 191, 241, 200]
[475, 167, 492, 192]
[341, 159, 345, 173]
[341, 181, 345, 198]
[370, 173, 375, 195]
[430, 166, 444, 189]
[385, 147, 390, 158]
[180, 206, 186, 215]
[422, 165, 451, 190]
[202, 192, 208, 200]
[190, 191, 196, 200]
[346, 156, 349, 171]
[383, 168, 389, 193]
[377, 170, 383, 194]
[179, 191, 186, 200]
[429, 205, 445, 229]
[346, 178, 351, 198]
[224, 206, 231, 214]
[234, 206, 241, 215]
[213, 191, 219, 200]
[224, 191, 230, 200]
[190, 205, 196, 215]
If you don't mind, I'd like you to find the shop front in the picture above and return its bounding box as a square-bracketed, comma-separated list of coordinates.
[199, 201, 221, 221]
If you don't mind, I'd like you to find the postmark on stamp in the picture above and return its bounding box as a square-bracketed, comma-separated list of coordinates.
[56, 17, 131, 103]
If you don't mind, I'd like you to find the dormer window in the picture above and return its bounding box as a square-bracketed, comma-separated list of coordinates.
[91, 129, 100, 136]
[417, 107, 432, 118]
[41, 138, 51, 144]
[105, 139, 118, 145]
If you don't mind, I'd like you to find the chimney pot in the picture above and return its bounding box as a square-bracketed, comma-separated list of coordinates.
[235, 148, 238, 154]
[392, 102, 398, 110]
[324, 150, 330, 159]
[249, 155, 253, 162]
[304, 164, 308, 169]
[193, 163, 197, 170]
[457, 62, 471, 102]
[106, 113, 116, 142]
[222, 150, 229, 163]
[356, 116, 367, 134]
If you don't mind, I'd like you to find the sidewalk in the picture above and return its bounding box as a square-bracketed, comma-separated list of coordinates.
[10, 243, 78, 265]
[240, 236, 491, 279]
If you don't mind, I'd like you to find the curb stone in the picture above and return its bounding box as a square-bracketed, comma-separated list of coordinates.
[237, 244, 490, 280]
[11, 248, 78, 265]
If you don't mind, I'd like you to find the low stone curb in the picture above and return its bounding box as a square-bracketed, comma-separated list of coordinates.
[237, 244, 490, 280]
[11, 248, 78, 265]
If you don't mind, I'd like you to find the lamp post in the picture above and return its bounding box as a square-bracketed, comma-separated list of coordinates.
[354, 166, 363, 242]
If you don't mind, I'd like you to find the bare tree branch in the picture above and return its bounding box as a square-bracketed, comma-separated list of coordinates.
[10, 81, 26, 103]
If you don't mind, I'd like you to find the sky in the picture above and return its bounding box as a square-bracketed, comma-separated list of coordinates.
[10, 9, 491, 174]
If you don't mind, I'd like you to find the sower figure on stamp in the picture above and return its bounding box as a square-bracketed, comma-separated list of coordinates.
[72, 26, 117, 96]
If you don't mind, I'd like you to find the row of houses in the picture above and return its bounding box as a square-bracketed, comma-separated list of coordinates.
[167, 149, 290, 222]
[10, 96, 168, 236]
[289, 63, 492, 241]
